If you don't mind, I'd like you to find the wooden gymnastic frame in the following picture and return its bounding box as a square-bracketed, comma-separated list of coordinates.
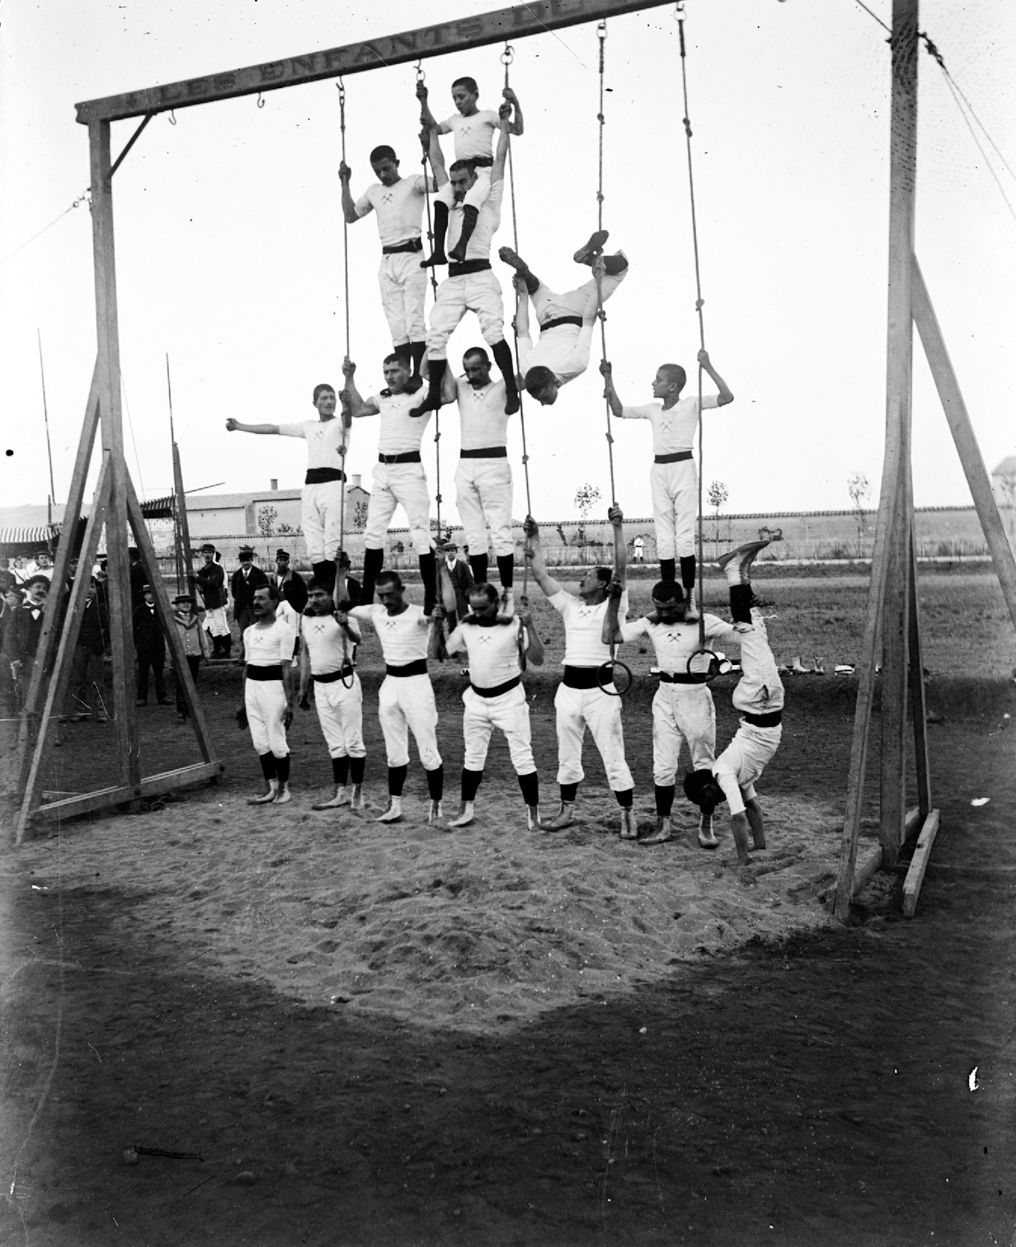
[14, 0, 1016, 860]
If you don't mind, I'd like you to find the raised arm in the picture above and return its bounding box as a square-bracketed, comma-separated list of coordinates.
[224, 420, 281, 435]
[440, 367, 458, 405]
[522, 517, 564, 599]
[492, 106, 511, 182]
[425, 124, 448, 188]
[697, 349, 734, 406]
[341, 358, 379, 419]
[519, 609, 544, 666]
[602, 505, 627, 646]
[599, 360, 624, 418]
[502, 88, 524, 137]
[416, 81, 440, 132]
[512, 274, 531, 341]
[337, 162, 362, 226]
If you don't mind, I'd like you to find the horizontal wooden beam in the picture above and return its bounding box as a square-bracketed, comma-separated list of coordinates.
[31, 761, 225, 824]
[76, 0, 670, 124]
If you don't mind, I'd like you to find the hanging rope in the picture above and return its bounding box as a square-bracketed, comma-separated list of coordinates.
[676, 2, 710, 657]
[594, 20, 618, 509]
[334, 80, 354, 684]
[501, 43, 535, 612]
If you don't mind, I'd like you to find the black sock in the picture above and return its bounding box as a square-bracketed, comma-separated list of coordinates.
[615, 787, 634, 809]
[361, 547, 384, 605]
[259, 753, 277, 782]
[409, 341, 427, 376]
[319, 559, 336, 594]
[560, 782, 578, 804]
[454, 204, 479, 253]
[518, 771, 539, 806]
[522, 270, 540, 296]
[350, 756, 366, 785]
[275, 755, 290, 785]
[655, 784, 676, 816]
[393, 342, 411, 368]
[730, 583, 754, 625]
[496, 553, 514, 590]
[418, 550, 437, 614]
[461, 768, 483, 801]
[332, 756, 350, 786]
[603, 254, 629, 276]
[490, 339, 519, 398]
[388, 764, 408, 797]
[421, 356, 447, 406]
[427, 200, 448, 258]
[426, 764, 444, 801]
[660, 558, 676, 582]
[469, 553, 489, 584]
[680, 556, 697, 593]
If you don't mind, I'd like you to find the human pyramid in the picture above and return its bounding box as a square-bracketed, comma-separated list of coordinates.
[223, 72, 783, 864]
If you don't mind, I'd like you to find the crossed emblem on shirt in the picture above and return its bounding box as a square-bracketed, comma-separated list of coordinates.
[383, 619, 399, 630]
[659, 416, 672, 436]
[475, 634, 493, 645]
[309, 621, 327, 633]
[381, 191, 394, 205]
[577, 607, 596, 620]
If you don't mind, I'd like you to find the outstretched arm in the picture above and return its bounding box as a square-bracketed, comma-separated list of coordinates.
[503, 88, 524, 137]
[602, 505, 627, 645]
[513, 275, 531, 343]
[698, 349, 734, 406]
[416, 81, 440, 132]
[522, 517, 564, 599]
[425, 125, 448, 188]
[341, 358, 379, 419]
[599, 361, 623, 418]
[224, 420, 281, 435]
[440, 367, 458, 405]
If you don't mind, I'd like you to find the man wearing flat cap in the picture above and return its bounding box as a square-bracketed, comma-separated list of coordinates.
[171, 592, 209, 718]
[196, 543, 231, 659]
[2, 574, 50, 706]
[437, 540, 475, 630]
[273, 548, 308, 615]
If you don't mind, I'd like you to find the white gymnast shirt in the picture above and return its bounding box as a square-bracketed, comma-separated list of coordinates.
[243, 617, 296, 668]
[350, 604, 430, 665]
[366, 390, 433, 455]
[549, 590, 628, 668]
[618, 394, 720, 456]
[440, 109, 500, 161]
[448, 620, 523, 687]
[300, 614, 357, 675]
[354, 175, 428, 247]
[455, 377, 511, 449]
[620, 613, 735, 673]
[275, 417, 348, 470]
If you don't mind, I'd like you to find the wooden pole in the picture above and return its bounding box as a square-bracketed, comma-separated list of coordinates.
[911, 256, 1016, 635]
[88, 119, 140, 789]
[878, 0, 919, 870]
[908, 527, 932, 822]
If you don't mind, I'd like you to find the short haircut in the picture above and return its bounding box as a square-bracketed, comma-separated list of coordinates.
[469, 582, 499, 604]
[592, 566, 612, 587]
[256, 583, 280, 603]
[659, 363, 687, 392]
[313, 383, 336, 403]
[524, 366, 557, 397]
[383, 352, 409, 369]
[449, 158, 477, 177]
[376, 571, 403, 591]
[651, 580, 686, 603]
[463, 347, 490, 366]
[307, 580, 331, 595]
[452, 76, 479, 95]
[683, 769, 723, 808]
[369, 145, 397, 164]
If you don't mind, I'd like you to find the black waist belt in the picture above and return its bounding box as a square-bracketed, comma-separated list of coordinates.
[313, 665, 355, 684]
[471, 155, 494, 167]
[659, 671, 701, 685]
[654, 451, 693, 464]
[378, 451, 421, 465]
[743, 710, 783, 727]
[385, 659, 429, 678]
[305, 467, 345, 484]
[246, 664, 284, 681]
[540, 315, 583, 332]
[563, 665, 610, 690]
[470, 676, 521, 699]
[448, 259, 492, 277]
[460, 446, 507, 459]
[382, 238, 423, 255]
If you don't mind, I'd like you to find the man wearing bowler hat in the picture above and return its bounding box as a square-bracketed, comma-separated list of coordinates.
[230, 546, 269, 664]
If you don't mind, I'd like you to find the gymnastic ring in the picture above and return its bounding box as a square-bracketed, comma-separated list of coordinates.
[686, 648, 722, 684]
[597, 660, 632, 697]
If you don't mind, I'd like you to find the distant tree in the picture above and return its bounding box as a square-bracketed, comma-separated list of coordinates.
[353, 500, 369, 531]
[256, 504, 278, 538]
[276, 522, 293, 536]
[573, 482, 601, 546]
[707, 480, 728, 550]
[847, 472, 870, 557]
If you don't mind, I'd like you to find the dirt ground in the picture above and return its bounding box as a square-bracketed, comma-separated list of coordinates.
[2, 645, 1015, 1245]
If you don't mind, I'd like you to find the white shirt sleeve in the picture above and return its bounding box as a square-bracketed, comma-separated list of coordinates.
[618, 403, 657, 421]
[276, 422, 308, 439]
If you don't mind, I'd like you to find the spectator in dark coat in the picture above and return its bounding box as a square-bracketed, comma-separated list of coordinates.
[230, 547, 270, 662]
[273, 548, 309, 615]
[68, 581, 110, 720]
[2, 574, 50, 706]
[132, 583, 169, 705]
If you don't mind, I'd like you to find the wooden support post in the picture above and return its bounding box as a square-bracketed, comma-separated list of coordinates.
[908, 529, 932, 820]
[879, 0, 919, 870]
[15, 461, 114, 843]
[89, 119, 140, 790]
[172, 440, 196, 595]
[902, 808, 941, 917]
[125, 479, 218, 763]
[911, 256, 1016, 635]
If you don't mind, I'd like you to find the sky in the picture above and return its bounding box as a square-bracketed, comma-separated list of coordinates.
[2, 0, 1014, 528]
